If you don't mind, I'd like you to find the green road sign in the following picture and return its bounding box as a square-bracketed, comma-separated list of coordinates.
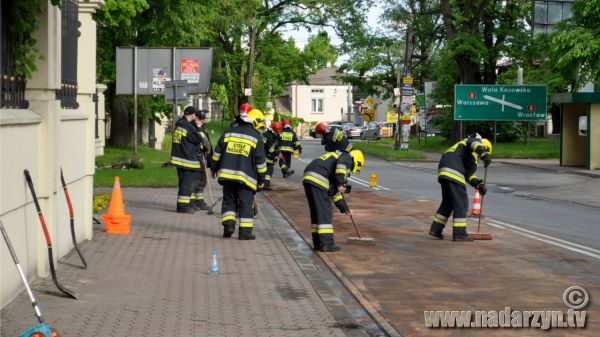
[415, 94, 425, 108]
[454, 85, 547, 121]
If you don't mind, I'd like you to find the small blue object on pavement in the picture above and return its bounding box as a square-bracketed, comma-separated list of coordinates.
[20, 323, 53, 337]
[210, 249, 219, 276]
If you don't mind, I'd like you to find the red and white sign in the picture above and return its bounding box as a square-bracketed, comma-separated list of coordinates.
[180, 59, 200, 83]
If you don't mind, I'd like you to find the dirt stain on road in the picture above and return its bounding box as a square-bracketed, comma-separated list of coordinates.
[265, 179, 600, 337]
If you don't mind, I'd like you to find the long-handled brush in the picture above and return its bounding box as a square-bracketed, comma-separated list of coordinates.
[470, 166, 493, 240]
[1, 219, 59, 337]
[24, 170, 79, 299]
[344, 195, 374, 243]
[60, 168, 87, 269]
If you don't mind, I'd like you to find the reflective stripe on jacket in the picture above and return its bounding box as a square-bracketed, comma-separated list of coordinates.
[437, 137, 485, 187]
[302, 151, 352, 191]
[322, 126, 353, 152]
[279, 129, 299, 153]
[170, 117, 203, 170]
[211, 123, 267, 191]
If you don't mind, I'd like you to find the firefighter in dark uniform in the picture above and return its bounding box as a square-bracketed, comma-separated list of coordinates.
[429, 134, 492, 241]
[211, 109, 267, 240]
[171, 106, 204, 213]
[263, 121, 281, 190]
[314, 122, 353, 152]
[278, 119, 302, 178]
[191, 109, 212, 211]
[303, 149, 364, 252]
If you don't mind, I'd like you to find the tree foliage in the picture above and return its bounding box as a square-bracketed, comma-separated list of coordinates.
[551, 0, 600, 89]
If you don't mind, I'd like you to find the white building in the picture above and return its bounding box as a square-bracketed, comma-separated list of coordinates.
[280, 63, 353, 123]
[1, 0, 105, 309]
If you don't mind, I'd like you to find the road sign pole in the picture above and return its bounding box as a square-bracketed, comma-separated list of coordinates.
[133, 46, 138, 155]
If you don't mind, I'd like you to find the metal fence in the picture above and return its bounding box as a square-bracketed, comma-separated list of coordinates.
[0, 0, 29, 109]
[56, 0, 79, 109]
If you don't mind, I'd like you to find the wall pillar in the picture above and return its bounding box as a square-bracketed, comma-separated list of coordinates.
[78, 0, 103, 240]
[25, 1, 62, 278]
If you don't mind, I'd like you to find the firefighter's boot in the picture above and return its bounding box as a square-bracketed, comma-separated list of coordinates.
[429, 222, 445, 240]
[177, 205, 195, 214]
[452, 227, 474, 242]
[238, 227, 256, 240]
[223, 222, 235, 238]
[312, 233, 321, 250]
[318, 234, 341, 252]
[193, 200, 210, 211]
[263, 180, 272, 190]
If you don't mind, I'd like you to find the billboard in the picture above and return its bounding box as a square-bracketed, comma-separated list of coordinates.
[116, 47, 213, 95]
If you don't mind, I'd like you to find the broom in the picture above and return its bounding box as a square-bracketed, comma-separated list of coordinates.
[470, 166, 493, 240]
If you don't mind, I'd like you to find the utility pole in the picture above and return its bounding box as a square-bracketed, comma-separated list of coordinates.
[394, 24, 414, 150]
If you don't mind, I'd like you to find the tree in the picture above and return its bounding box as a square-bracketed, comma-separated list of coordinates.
[303, 32, 338, 72]
[438, 0, 530, 141]
[552, 0, 600, 89]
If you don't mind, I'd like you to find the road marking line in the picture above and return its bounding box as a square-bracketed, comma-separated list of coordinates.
[489, 218, 600, 255]
[485, 219, 600, 260]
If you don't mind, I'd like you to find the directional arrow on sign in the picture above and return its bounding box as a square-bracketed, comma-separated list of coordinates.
[483, 94, 523, 111]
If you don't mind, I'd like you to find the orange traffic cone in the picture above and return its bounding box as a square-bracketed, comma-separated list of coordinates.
[470, 189, 481, 216]
[101, 176, 131, 234]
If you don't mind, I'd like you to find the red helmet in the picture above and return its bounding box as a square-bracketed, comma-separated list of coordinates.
[271, 121, 282, 134]
[239, 103, 252, 114]
[315, 122, 327, 134]
[282, 119, 291, 128]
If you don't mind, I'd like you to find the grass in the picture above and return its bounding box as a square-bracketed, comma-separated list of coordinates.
[352, 140, 426, 160]
[360, 136, 560, 159]
[95, 121, 229, 188]
[95, 146, 177, 188]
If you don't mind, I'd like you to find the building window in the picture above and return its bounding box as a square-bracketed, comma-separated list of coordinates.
[311, 89, 324, 93]
[56, 0, 79, 109]
[1, 0, 29, 109]
[311, 98, 323, 113]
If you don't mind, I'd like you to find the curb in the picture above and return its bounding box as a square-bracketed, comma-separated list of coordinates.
[263, 192, 404, 337]
[495, 160, 600, 179]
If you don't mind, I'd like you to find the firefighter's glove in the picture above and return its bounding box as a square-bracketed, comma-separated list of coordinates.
[478, 184, 487, 196]
[338, 185, 346, 194]
[481, 152, 492, 168]
[298, 146, 303, 155]
[257, 183, 264, 192]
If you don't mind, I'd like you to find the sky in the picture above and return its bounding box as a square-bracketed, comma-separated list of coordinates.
[280, 2, 385, 66]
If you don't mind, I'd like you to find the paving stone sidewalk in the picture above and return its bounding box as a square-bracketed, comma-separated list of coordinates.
[1, 188, 376, 337]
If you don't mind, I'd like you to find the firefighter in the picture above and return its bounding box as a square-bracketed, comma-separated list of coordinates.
[278, 119, 302, 178]
[314, 122, 353, 152]
[191, 109, 212, 211]
[171, 106, 204, 213]
[263, 121, 281, 190]
[303, 149, 364, 252]
[429, 134, 492, 241]
[211, 109, 267, 240]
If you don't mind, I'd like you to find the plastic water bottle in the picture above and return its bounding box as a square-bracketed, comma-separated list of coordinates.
[210, 249, 219, 276]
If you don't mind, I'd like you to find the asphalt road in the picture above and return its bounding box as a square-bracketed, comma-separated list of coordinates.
[285, 139, 600, 256]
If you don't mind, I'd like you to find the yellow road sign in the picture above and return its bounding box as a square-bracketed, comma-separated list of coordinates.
[403, 76, 413, 85]
[364, 96, 375, 107]
[363, 108, 375, 121]
[387, 109, 397, 123]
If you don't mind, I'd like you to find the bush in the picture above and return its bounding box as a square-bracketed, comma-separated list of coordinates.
[93, 194, 111, 213]
[107, 155, 144, 169]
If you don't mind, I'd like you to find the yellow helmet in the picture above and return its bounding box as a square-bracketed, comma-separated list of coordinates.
[482, 138, 493, 155]
[349, 149, 364, 173]
[247, 109, 266, 132]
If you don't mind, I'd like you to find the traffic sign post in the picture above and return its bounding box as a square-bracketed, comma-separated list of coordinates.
[454, 85, 547, 121]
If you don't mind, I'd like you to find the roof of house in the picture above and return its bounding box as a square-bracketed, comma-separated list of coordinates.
[291, 66, 347, 86]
